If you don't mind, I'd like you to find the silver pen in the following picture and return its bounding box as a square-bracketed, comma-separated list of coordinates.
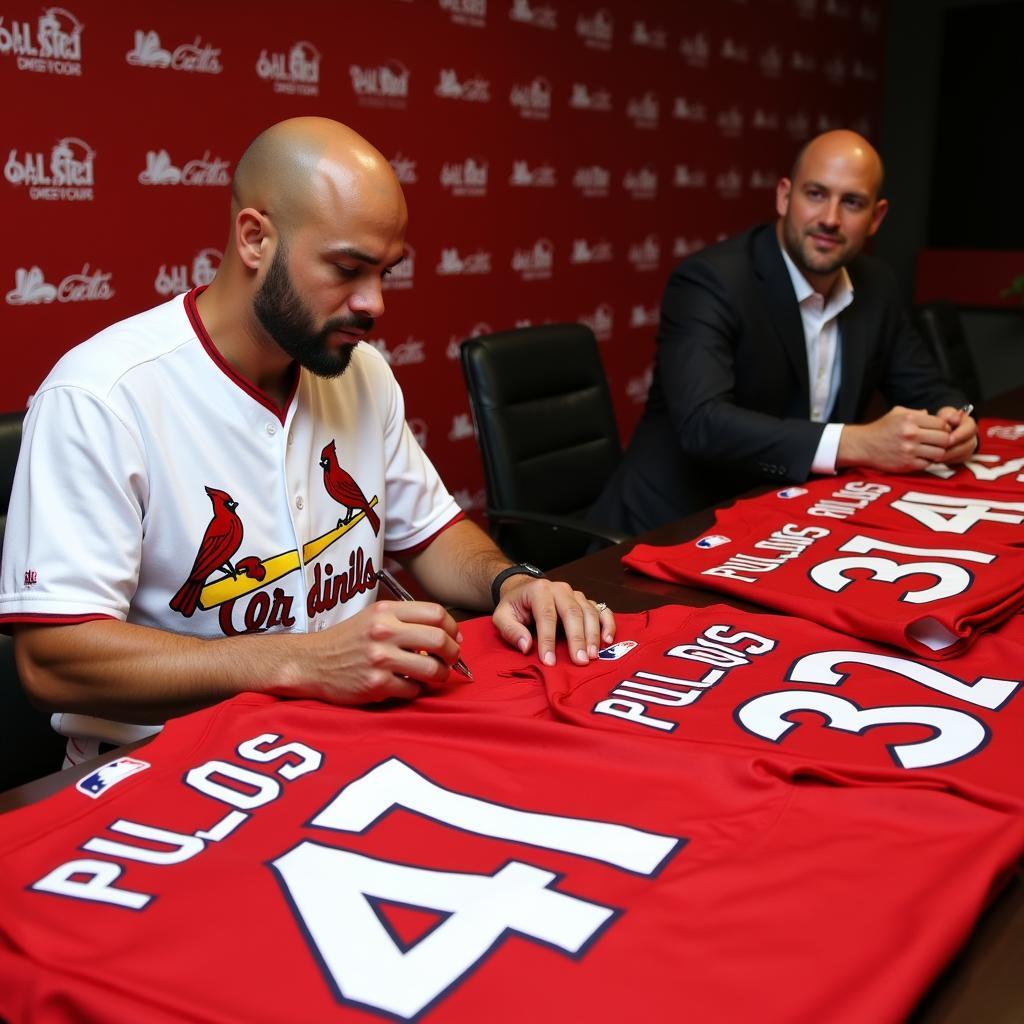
[959, 403, 974, 417]
[376, 567, 474, 680]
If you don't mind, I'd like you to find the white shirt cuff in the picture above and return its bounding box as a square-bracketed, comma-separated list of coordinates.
[811, 423, 843, 475]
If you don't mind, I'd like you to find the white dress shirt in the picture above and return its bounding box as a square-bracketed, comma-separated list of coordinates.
[778, 243, 854, 474]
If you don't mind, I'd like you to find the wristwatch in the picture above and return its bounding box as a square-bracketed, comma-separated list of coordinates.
[490, 562, 545, 607]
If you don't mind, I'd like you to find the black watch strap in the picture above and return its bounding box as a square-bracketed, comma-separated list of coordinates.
[490, 563, 545, 607]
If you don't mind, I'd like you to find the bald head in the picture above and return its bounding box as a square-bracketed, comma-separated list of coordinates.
[790, 130, 885, 202]
[231, 117, 405, 239]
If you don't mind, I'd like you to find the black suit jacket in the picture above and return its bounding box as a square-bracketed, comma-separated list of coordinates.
[591, 224, 965, 533]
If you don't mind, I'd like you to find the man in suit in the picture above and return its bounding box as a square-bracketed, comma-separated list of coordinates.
[591, 130, 977, 533]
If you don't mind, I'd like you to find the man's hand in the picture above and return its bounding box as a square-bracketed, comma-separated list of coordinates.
[282, 600, 463, 704]
[491, 577, 616, 667]
[934, 405, 978, 465]
[837, 406, 961, 473]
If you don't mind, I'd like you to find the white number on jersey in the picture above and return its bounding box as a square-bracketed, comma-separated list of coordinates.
[809, 534, 995, 604]
[272, 758, 682, 1019]
[736, 691, 987, 769]
[891, 492, 1024, 534]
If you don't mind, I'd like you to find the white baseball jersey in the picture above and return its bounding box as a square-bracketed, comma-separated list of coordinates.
[0, 288, 462, 757]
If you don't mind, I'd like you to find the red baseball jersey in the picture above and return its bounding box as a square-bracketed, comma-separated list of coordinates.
[622, 502, 1024, 658]
[2, 694, 1023, 1024]
[978, 417, 1024, 455]
[484, 603, 1024, 802]
[750, 474, 1024, 546]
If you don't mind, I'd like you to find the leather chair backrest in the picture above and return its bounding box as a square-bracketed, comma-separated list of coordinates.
[460, 323, 623, 565]
[913, 300, 981, 405]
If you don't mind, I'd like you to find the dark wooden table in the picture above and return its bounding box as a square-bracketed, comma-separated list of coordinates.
[2, 387, 1022, 1021]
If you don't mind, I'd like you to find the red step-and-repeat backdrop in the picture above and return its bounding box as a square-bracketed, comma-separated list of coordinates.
[0, 0, 884, 515]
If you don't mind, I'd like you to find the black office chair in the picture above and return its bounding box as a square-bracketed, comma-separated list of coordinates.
[459, 324, 629, 570]
[913, 300, 982, 406]
[0, 410, 66, 792]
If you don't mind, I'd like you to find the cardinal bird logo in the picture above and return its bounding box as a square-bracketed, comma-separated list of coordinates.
[320, 439, 381, 535]
[169, 486, 244, 618]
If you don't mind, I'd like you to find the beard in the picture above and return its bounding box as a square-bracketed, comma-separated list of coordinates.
[781, 217, 850, 280]
[253, 243, 374, 379]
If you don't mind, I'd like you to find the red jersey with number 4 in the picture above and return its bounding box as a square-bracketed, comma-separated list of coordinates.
[1, 694, 1023, 1024]
[622, 502, 1024, 659]
[752, 474, 1024, 546]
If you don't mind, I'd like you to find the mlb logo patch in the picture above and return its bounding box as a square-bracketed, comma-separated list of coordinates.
[776, 487, 808, 499]
[696, 534, 731, 549]
[76, 757, 150, 799]
[598, 640, 638, 661]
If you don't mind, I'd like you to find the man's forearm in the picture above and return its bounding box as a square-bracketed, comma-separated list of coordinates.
[400, 519, 512, 611]
[14, 619, 306, 724]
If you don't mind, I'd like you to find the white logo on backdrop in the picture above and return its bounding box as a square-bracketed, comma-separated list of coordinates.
[448, 413, 476, 441]
[126, 29, 221, 73]
[852, 60, 876, 81]
[138, 149, 230, 187]
[626, 366, 653, 405]
[626, 91, 659, 130]
[629, 304, 658, 328]
[257, 41, 320, 94]
[623, 166, 657, 200]
[795, 0, 817, 17]
[717, 107, 744, 138]
[569, 82, 612, 112]
[575, 8, 612, 49]
[680, 32, 709, 66]
[672, 237, 705, 259]
[366, 337, 426, 366]
[511, 239, 554, 281]
[631, 20, 666, 48]
[350, 61, 409, 107]
[6, 263, 113, 305]
[440, 158, 488, 197]
[453, 487, 486, 511]
[446, 321, 492, 360]
[5, 136, 94, 201]
[791, 50, 816, 73]
[439, 0, 487, 28]
[573, 164, 610, 197]
[509, 76, 551, 119]
[759, 45, 782, 77]
[579, 303, 614, 341]
[823, 55, 846, 85]
[509, 160, 556, 188]
[786, 111, 810, 139]
[384, 244, 414, 291]
[817, 113, 839, 132]
[0, 6, 83, 75]
[673, 165, 707, 188]
[436, 248, 492, 276]
[435, 68, 490, 102]
[824, 0, 852, 16]
[571, 239, 613, 265]
[716, 168, 743, 199]
[509, 0, 557, 30]
[753, 108, 779, 130]
[408, 418, 429, 449]
[861, 6, 880, 31]
[389, 153, 418, 184]
[749, 169, 777, 190]
[154, 248, 221, 297]
[720, 37, 748, 62]
[628, 235, 660, 272]
[673, 97, 707, 122]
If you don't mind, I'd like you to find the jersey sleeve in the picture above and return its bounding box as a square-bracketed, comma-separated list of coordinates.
[370, 352, 463, 553]
[0, 385, 147, 625]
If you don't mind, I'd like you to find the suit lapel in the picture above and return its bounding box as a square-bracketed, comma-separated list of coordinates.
[752, 227, 809, 414]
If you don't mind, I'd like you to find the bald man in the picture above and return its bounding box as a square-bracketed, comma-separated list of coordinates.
[590, 130, 977, 533]
[0, 117, 614, 767]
